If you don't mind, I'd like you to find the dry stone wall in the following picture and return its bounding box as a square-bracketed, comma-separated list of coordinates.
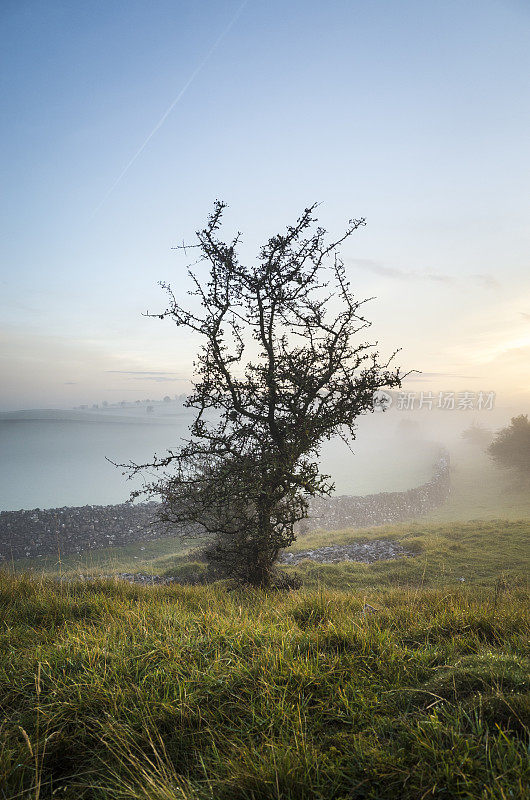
[0, 503, 169, 563]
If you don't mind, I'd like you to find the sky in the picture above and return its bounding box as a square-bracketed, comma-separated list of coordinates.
[1, 0, 529, 412]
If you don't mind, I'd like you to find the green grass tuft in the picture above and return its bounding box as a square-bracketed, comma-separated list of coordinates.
[0, 573, 528, 799]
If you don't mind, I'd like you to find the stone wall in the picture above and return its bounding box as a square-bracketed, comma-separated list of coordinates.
[305, 449, 450, 532]
[0, 503, 169, 563]
[0, 450, 450, 562]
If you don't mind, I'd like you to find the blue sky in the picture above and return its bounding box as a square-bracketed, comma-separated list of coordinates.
[1, 0, 529, 410]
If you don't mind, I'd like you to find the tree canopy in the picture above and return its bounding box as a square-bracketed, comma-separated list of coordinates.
[488, 414, 530, 475]
[124, 202, 403, 587]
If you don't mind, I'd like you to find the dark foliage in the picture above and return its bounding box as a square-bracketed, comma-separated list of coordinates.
[123, 203, 403, 587]
[488, 414, 530, 475]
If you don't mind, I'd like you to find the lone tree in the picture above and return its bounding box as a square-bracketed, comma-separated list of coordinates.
[488, 414, 530, 476]
[125, 202, 403, 587]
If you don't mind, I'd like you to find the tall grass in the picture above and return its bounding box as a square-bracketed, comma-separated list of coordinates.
[0, 573, 528, 799]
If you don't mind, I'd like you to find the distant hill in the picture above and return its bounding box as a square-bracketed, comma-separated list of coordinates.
[0, 407, 193, 425]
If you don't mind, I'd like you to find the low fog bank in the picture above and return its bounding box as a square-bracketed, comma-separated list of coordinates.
[0, 398, 526, 514]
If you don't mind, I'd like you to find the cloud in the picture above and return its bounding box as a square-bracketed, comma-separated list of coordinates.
[105, 370, 180, 375]
[471, 274, 500, 289]
[403, 371, 481, 383]
[105, 370, 186, 383]
[349, 259, 454, 283]
[487, 344, 530, 365]
[350, 261, 500, 290]
[141, 376, 184, 382]
[520, 312, 530, 320]
[64, 381, 77, 385]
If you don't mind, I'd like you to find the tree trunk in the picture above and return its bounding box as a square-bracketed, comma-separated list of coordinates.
[249, 493, 275, 588]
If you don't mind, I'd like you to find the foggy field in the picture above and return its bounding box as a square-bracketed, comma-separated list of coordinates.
[281, 519, 529, 590]
[0, 412, 194, 512]
[0, 412, 440, 512]
[16, 516, 528, 594]
[425, 442, 530, 522]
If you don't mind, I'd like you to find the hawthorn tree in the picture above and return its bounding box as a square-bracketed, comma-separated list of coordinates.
[125, 202, 403, 587]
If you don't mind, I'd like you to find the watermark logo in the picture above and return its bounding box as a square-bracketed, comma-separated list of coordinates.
[372, 390, 393, 412]
[372, 390, 495, 412]
[397, 390, 495, 411]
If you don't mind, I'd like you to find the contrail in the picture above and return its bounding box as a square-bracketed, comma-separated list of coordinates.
[91, 0, 249, 218]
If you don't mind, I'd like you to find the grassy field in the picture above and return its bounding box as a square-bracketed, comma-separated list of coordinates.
[15, 532, 194, 579]
[424, 442, 530, 523]
[3, 442, 529, 798]
[18, 514, 530, 593]
[0, 574, 528, 800]
[278, 518, 529, 591]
